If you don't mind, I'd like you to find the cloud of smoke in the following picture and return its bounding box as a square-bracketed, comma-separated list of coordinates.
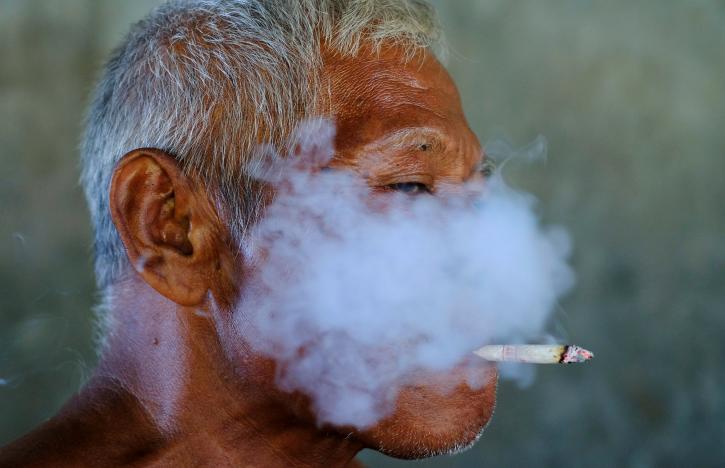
[233, 119, 574, 428]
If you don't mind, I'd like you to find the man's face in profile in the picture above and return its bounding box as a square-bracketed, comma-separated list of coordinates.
[219, 44, 498, 459]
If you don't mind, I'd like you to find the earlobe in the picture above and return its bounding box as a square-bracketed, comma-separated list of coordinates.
[109, 148, 220, 306]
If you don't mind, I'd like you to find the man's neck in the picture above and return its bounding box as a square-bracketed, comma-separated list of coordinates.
[0, 278, 362, 467]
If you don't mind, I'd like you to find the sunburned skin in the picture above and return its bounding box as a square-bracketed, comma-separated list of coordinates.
[0, 44, 497, 467]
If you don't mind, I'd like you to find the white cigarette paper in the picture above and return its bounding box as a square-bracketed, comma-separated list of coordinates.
[473, 344, 594, 364]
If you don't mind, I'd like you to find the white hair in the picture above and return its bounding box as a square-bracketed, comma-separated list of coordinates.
[81, 0, 442, 292]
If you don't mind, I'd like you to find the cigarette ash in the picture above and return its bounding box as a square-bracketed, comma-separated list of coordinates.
[233, 119, 575, 428]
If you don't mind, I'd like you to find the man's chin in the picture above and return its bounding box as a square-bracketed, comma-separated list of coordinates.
[356, 362, 498, 460]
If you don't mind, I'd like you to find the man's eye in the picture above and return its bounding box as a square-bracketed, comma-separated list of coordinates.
[386, 182, 431, 194]
[479, 159, 497, 178]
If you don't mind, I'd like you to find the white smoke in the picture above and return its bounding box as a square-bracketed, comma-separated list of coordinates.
[233, 119, 574, 428]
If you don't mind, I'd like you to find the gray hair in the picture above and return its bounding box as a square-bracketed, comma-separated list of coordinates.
[81, 0, 442, 292]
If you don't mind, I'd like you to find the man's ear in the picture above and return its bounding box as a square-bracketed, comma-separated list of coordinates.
[109, 148, 225, 306]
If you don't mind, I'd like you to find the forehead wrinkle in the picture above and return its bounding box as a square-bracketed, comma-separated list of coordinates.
[349, 75, 445, 120]
[328, 55, 434, 96]
[365, 66, 431, 90]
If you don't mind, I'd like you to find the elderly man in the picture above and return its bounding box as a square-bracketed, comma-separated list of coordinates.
[0, 0, 496, 465]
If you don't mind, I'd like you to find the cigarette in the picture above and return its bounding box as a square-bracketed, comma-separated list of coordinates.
[473, 344, 594, 364]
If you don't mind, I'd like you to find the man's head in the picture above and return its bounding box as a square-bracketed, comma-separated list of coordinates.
[81, 0, 496, 459]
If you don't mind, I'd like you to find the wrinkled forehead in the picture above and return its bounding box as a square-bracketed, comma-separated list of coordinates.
[320, 45, 465, 141]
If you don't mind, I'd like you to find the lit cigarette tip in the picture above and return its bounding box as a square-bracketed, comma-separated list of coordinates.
[473, 344, 594, 364]
[561, 345, 594, 363]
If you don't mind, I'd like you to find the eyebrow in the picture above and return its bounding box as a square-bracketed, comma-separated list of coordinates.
[381, 127, 447, 153]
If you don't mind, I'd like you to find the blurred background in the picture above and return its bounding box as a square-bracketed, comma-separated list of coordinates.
[1, 0, 723, 466]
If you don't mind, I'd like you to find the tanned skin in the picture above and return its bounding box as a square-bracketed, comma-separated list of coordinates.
[0, 44, 497, 467]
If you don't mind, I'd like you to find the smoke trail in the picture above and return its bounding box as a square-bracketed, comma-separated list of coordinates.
[233, 119, 574, 428]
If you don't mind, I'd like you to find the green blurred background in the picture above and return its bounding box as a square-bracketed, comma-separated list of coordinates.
[1, 1, 723, 466]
